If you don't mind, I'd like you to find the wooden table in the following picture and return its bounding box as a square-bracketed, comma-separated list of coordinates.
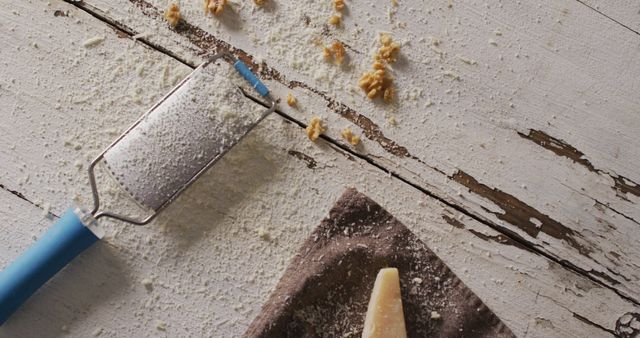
[1, 0, 638, 336]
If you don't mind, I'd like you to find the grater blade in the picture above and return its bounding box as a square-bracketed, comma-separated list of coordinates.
[89, 54, 275, 224]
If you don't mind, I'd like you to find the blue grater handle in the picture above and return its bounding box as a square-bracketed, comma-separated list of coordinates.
[0, 207, 101, 325]
[234, 60, 270, 97]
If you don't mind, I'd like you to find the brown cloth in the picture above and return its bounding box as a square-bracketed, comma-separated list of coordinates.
[244, 188, 515, 338]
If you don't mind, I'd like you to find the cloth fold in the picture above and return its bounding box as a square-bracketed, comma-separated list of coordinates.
[245, 188, 515, 338]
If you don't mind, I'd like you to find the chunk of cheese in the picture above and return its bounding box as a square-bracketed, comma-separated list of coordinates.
[362, 268, 407, 338]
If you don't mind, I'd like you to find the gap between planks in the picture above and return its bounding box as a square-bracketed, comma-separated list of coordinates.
[0, 183, 59, 219]
[574, 0, 640, 36]
[62, 0, 640, 310]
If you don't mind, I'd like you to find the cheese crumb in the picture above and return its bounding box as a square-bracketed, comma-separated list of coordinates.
[328, 14, 341, 26]
[256, 226, 270, 240]
[322, 41, 346, 65]
[341, 128, 361, 146]
[442, 70, 460, 81]
[383, 87, 394, 102]
[286, 93, 297, 106]
[359, 62, 393, 101]
[42, 203, 51, 217]
[155, 320, 167, 331]
[334, 0, 345, 11]
[376, 34, 401, 63]
[141, 278, 153, 291]
[322, 46, 332, 60]
[254, 0, 267, 5]
[82, 36, 105, 48]
[132, 31, 153, 40]
[204, 0, 227, 16]
[431, 311, 441, 319]
[164, 3, 180, 27]
[359, 34, 400, 102]
[456, 55, 477, 65]
[306, 116, 325, 141]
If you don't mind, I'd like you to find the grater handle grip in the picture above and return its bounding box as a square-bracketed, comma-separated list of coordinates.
[0, 207, 100, 325]
[234, 60, 270, 97]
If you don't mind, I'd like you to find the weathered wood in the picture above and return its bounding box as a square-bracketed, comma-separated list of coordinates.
[0, 0, 638, 337]
[71, 0, 640, 301]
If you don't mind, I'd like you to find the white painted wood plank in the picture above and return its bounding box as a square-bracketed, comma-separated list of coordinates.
[0, 0, 193, 216]
[74, 0, 640, 300]
[0, 1, 638, 337]
[3, 133, 637, 338]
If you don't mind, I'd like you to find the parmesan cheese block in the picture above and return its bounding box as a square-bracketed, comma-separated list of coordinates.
[362, 268, 407, 338]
